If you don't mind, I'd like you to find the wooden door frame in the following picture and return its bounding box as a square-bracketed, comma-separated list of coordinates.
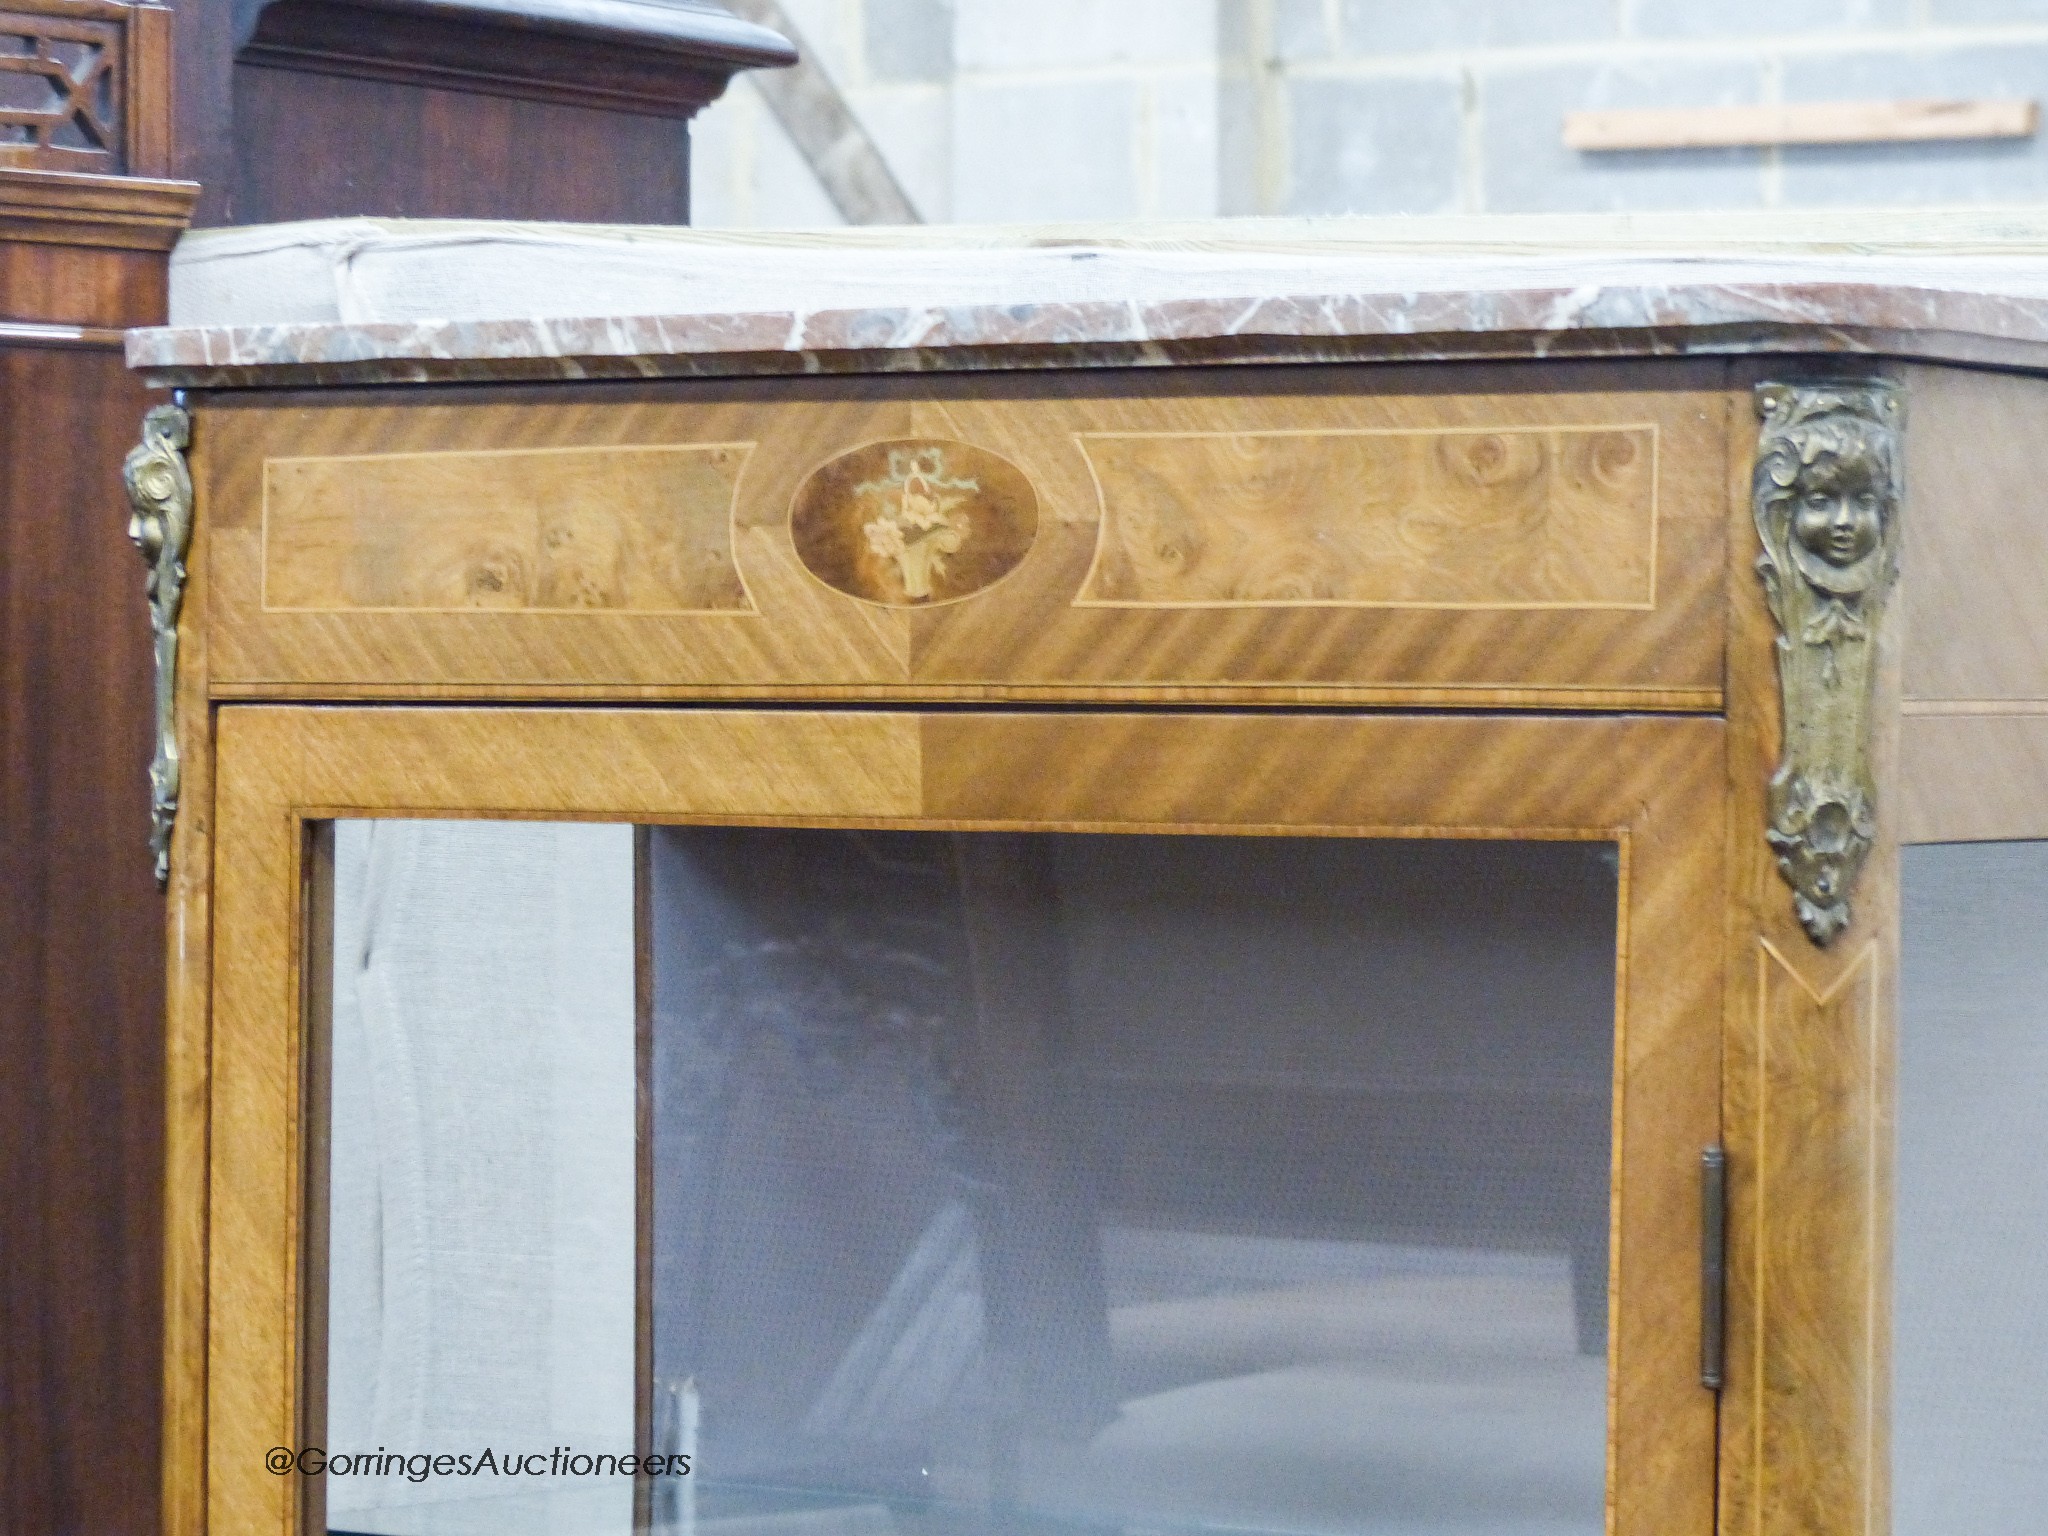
[189, 703, 1727, 1536]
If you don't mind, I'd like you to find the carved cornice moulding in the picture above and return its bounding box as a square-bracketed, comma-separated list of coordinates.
[0, 165, 198, 250]
[1754, 378, 1902, 945]
[236, 0, 796, 118]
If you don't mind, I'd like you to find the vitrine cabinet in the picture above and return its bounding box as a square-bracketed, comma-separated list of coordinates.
[126, 219, 2048, 1536]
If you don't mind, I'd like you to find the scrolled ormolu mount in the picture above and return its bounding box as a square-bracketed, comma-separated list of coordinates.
[125, 402, 195, 890]
[1753, 379, 1902, 945]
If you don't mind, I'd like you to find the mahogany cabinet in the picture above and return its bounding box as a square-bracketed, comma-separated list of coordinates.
[1, 8, 192, 1533]
[175, 0, 794, 228]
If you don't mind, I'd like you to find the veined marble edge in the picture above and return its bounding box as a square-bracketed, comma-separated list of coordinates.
[125, 280, 2048, 387]
[127, 327, 2048, 389]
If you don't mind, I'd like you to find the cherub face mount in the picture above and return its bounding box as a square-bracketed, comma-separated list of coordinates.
[1753, 380, 1902, 945]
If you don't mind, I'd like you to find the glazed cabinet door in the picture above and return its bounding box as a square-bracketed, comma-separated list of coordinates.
[191, 707, 1724, 1536]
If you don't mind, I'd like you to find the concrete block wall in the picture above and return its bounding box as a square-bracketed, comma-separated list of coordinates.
[688, 0, 2048, 225]
[692, 0, 1225, 225]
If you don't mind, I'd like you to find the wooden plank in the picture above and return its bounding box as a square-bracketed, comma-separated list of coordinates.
[722, 0, 918, 224]
[1565, 98, 2037, 152]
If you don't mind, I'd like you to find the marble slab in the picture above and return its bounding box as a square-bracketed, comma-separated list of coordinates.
[129, 217, 2048, 386]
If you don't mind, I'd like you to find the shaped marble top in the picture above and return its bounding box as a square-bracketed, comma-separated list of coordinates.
[129, 211, 2048, 387]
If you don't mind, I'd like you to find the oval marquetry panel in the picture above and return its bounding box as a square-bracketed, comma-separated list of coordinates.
[789, 438, 1039, 607]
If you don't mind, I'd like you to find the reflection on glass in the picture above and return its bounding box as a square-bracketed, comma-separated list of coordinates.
[1897, 843, 2048, 1535]
[649, 830, 1616, 1536]
[324, 821, 639, 1536]
[323, 822, 1617, 1536]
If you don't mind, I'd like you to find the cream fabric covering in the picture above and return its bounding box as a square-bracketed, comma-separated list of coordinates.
[326, 821, 637, 1536]
[166, 209, 2048, 329]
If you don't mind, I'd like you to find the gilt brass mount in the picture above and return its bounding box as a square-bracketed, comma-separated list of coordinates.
[125, 402, 194, 889]
[1753, 380, 1901, 945]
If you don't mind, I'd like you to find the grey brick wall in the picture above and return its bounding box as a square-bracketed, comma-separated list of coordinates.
[1289, 73, 1466, 214]
[688, 0, 2048, 225]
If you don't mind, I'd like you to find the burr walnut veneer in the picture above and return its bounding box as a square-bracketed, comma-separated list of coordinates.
[132, 232, 2048, 1536]
[199, 364, 1722, 710]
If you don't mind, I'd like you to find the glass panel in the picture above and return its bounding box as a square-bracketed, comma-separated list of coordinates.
[648, 830, 1616, 1536]
[320, 822, 1618, 1536]
[323, 820, 640, 1536]
[1897, 842, 2048, 1535]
